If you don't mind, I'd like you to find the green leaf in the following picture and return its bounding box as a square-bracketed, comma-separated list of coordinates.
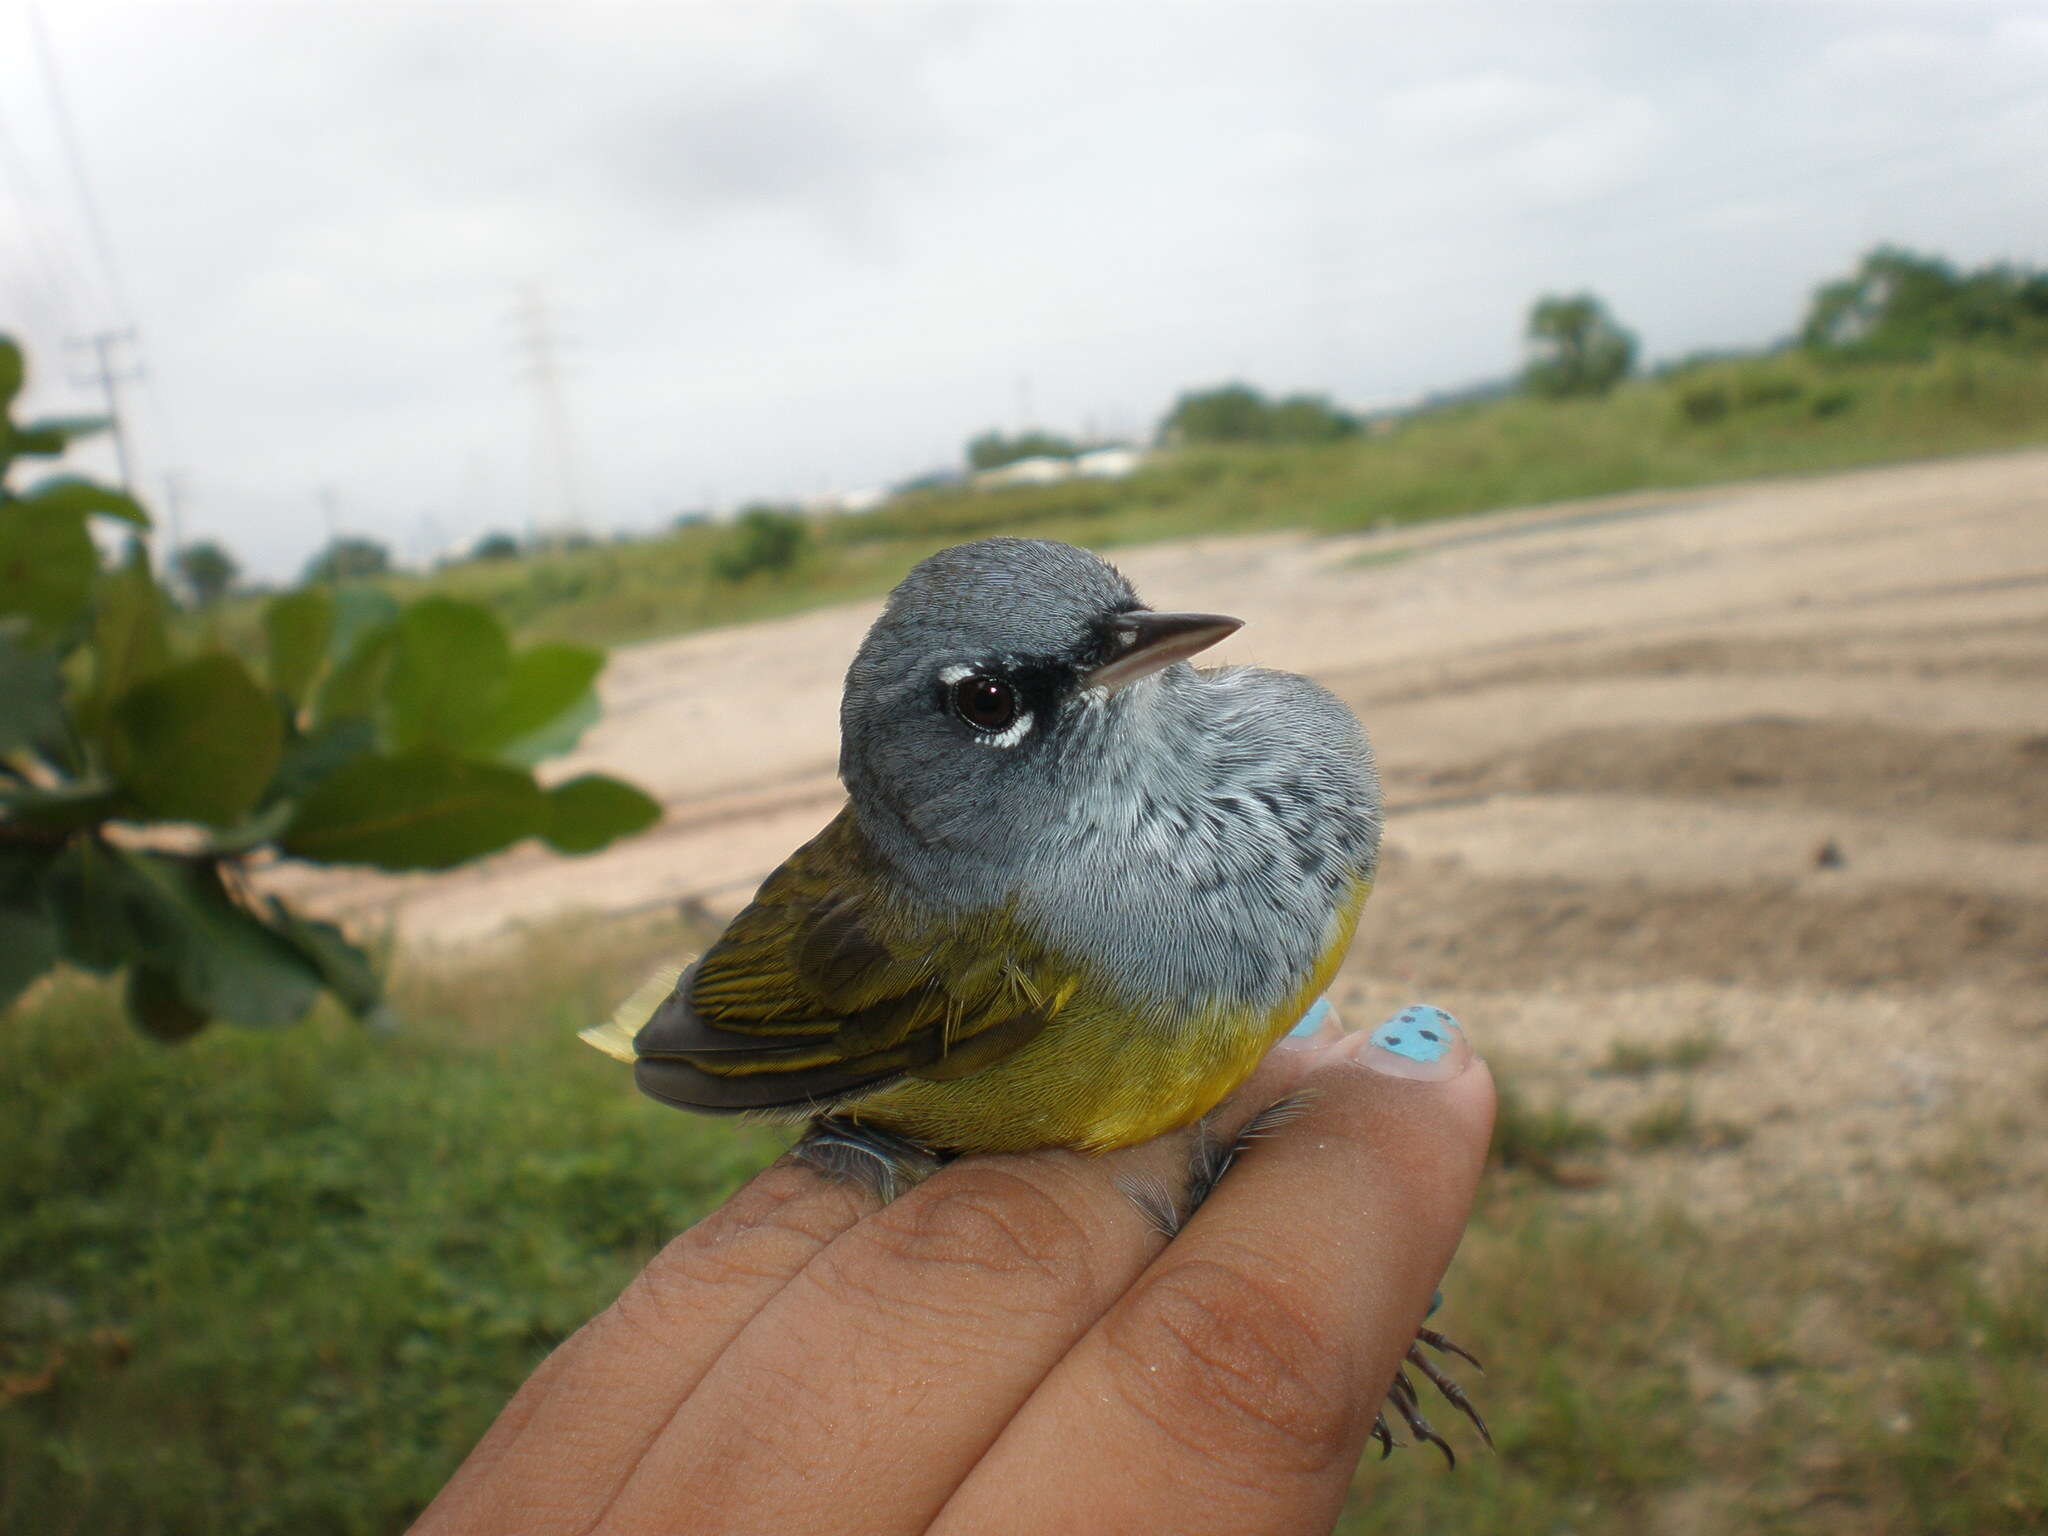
[544, 774, 661, 854]
[265, 898, 383, 1019]
[19, 475, 151, 527]
[11, 415, 110, 458]
[125, 964, 209, 1041]
[46, 834, 152, 972]
[312, 621, 397, 727]
[385, 597, 511, 751]
[0, 780, 125, 834]
[49, 842, 322, 1026]
[201, 798, 296, 854]
[326, 584, 399, 663]
[85, 540, 172, 730]
[264, 587, 334, 707]
[109, 654, 283, 826]
[265, 716, 375, 805]
[0, 849, 59, 1010]
[0, 335, 21, 407]
[0, 503, 98, 636]
[136, 855, 323, 1026]
[472, 643, 604, 763]
[279, 748, 548, 870]
[495, 688, 600, 769]
[0, 626, 68, 754]
[0, 901, 58, 1010]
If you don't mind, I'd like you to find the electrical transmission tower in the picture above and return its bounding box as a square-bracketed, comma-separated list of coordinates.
[67, 327, 141, 489]
[511, 287, 587, 542]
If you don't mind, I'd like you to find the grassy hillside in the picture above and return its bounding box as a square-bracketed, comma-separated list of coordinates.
[229, 345, 2048, 653]
[4, 919, 2040, 1534]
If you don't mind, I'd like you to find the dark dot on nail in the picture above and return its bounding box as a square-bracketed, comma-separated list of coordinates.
[1420, 1030, 1440, 1042]
[1384, 1035, 1403, 1047]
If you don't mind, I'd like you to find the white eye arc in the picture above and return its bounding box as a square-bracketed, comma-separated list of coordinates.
[978, 710, 1035, 749]
[938, 664, 975, 686]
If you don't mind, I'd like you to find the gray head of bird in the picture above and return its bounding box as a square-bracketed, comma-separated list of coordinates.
[838, 537, 1240, 896]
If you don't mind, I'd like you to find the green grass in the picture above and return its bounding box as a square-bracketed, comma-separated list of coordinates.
[1488, 1073, 1610, 1182]
[1340, 1198, 2048, 1534]
[1598, 1028, 1728, 1079]
[207, 345, 2048, 654]
[5, 926, 2044, 1533]
[0, 914, 780, 1535]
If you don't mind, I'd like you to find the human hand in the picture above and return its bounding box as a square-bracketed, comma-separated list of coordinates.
[413, 1008, 1494, 1536]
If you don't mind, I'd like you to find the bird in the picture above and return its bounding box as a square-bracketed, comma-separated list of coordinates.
[586, 535, 1484, 1461]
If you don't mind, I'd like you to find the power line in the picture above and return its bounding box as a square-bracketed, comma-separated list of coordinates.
[0, 108, 87, 343]
[28, 2, 131, 325]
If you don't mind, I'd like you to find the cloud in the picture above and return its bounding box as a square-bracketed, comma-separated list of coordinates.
[1502, 93, 1665, 209]
[1382, 73, 1568, 148]
[4, 1, 2043, 578]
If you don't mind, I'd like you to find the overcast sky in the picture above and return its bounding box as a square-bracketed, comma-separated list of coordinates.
[3, 1, 2044, 579]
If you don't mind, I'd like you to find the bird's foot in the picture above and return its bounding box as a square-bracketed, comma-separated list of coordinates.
[1121, 1096, 1493, 1470]
[1117, 1092, 1316, 1238]
[791, 1115, 948, 1203]
[1369, 1322, 1492, 1468]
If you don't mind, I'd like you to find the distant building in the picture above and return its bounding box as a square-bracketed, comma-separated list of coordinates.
[834, 487, 889, 514]
[1074, 446, 1145, 479]
[801, 487, 891, 515]
[973, 455, 1077, 490]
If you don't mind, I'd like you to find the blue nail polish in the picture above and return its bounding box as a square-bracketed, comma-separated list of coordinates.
[1427, 1288, 1443, 1320]
[1369, 1005, 1460, 1064]
[1287, 997, 1333, 1038]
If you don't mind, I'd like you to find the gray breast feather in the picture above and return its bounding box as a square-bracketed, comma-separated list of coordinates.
[1018, 664, 1380, 1015]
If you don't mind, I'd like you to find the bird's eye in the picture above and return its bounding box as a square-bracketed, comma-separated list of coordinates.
[951, 675, 1018, 732]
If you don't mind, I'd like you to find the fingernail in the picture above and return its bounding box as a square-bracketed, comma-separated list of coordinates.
[1284, 997, 1336, 1040]
[1340, 1005, 1472, 1081]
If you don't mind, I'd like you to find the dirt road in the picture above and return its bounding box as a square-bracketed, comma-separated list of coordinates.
[275, 448, 2048, 1226]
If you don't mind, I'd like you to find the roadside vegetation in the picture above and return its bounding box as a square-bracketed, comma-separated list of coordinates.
[175, 245, 2045, 655]
[239, 340, 2047, 654]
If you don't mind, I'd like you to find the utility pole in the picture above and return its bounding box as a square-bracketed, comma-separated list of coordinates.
[160, 469, 187, 564]
[67, 327, 140, 489]
[511, 286, 585, 542]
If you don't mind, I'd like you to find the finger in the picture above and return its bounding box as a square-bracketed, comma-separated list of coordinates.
[413, 1154, 880, 1534]
[933, 1015, 1494, 1536]
[600, 1053, 1334, 1536]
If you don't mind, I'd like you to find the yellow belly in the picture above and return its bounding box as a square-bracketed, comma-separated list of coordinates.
[845, 878, 1370, 1154]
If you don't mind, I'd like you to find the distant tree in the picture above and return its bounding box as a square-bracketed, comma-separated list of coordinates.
[471, 531, 521, 561]
[1801, 246, 2048, 359]
[172, 540, 240, 606]
[1157, 384, 1271, 445]
[1266, 394, 1362, 444]
[891, 468, 963, 497]
[708, 505, 807, 583]
[966, 430, 1080, 472]
[1157, 384, 1359, 445]
[302, 535, 392, 585]
[1521, 294, 1637, 399]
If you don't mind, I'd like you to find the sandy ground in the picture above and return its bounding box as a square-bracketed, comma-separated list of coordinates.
[269, 448, 2048, 1232]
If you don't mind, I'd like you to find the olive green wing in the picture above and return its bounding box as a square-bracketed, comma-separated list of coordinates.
[631, 808, 1065, 1114]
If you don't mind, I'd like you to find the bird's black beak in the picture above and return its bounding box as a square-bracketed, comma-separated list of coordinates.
[1081, 610, 1243, 694]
